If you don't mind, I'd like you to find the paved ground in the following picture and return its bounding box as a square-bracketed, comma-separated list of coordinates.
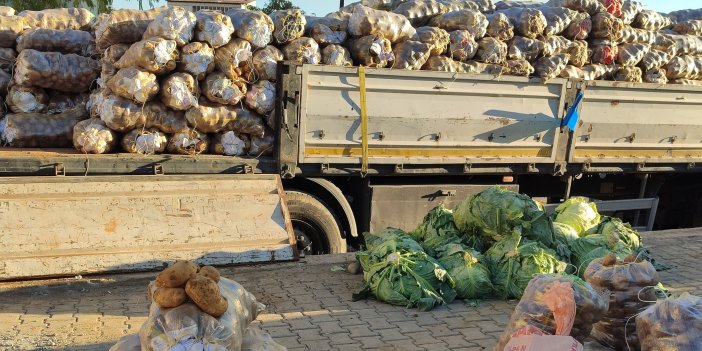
[0, 229, 700, 351]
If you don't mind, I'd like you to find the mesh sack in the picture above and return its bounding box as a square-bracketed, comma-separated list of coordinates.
[242, 46, 283, 82]
[672, 20, 702, 36]
[95, 8, 164, 51]
[561, 0, 605, 15]
[448, 30, 478, 62]
[559, 64, 585, 79]
[72, 118, 116, 154]
[670, 79, 702, 86]
[0, 15, 26, 47]
[582, 63, 615, 80]
[16, 29, 96, 56]
[100, 94, 148, 132]
[538, 6, 578, 37]
[497, 7, 547, 39]
[306, 16, 348, 46]
[166, 130, 209, 155]
[326, 6, 353, 23]
[618, 26, 655, 45]
[281, 37, 321, 65]
[2, 107, 87, 147]
[643, 67, 667, 83]
[392, 0, 452, 27]
[0, 48, 15, 72]
[146, 102, 189, 134]
[18, 8, 93, 31]
[109, 334, 140, 351]
[616, 43, 649, 66]
[121, 128, 167, 154]
[360, 0, 399, 10]
[633, 10, 672, 31]
[99, 44, 129, 89]
[429, 9, 487, 39]
[667, 9, 702, 23]
[486, 13, 515, 41]
[210, 131, 250, 156]
[6, 85, 48, 113]
[591, 41, 618, 65]
[612, 65, 642, 82]
[475, 37, 507, 64]
[272, 9, 306, 45]
[413, 26, 449, 56]
[114, 37, 178, 75]
[542, 33, 572, 57]
[185, 97, 238, 133]
[494, 1, 542, 10]
[592, 12, 623, 40]
[505, 58, 535, 76]
[245, 80, 276, 115]
[194, 10, 235, 49]
[214, 38, 253, 80]
[636, 293, 702, 351]
[464, 61, 507, 75]
[392, 40, 432, 70]
[534, 54, 570, 80]
[202, 71, 245, 106]
[0, 6, 14, 16]
[651, 34, 676, 55]
[179, 42, 215, 80]
[87, 89, 107, 119]
[508, 36, 544, 61]
[422, 55, 461, 72]
[640, 49, 670, 71]
[564, 12, 591, 40]
[494, 275, 609, 351]
[249, 127, 275, 156]
[47, 91, 89, 114]
[142, 6, 196, 47]
[568, 40, 589, 67]
[322, 44, 353, 66]
[241, 327, 287, 351]
[230, 105, 266, 137]
[348, 35, 394, 67]
[14, 49, 100, 93]
[621, 0, 645, 25]
[106, 67, 159, 104]
[160, 72, 199, 111]
[665, 56, 702, 80]
[667, 34, 702, 57]
[226, 8, 274, 49]
[584, 257, 659, 351]
[0, 69, 10, 96]
[348, 5, 416, 44]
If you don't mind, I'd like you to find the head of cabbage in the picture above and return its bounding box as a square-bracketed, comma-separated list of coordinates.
[553, 197, 601, 235]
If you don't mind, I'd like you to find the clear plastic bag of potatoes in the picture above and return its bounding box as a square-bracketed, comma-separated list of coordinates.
[392, 40, 432, 70]
[2, 107, 88, 148]
[429, 9, 487, 39]
[73, 118, 116, 154]
[245, 80, 276, 115]
[348, 4, 416, 43]
[159, 72, 199, 111]
[202, 72, 246, 106]
[210, 131, 250, 156]
[272, 9, 306, 45]
[231, 105, 266, 137]
[306, 16, 348, 46]
[6, 85, 48, 113]
[107, 67, 160, 104]
[167, 130, 209, 155]
[145, 102, 189, 134]
[121, 128, 167, 154]
[100, 94, 149, 132]
[95, 8, 164, 51]
[186, 98, 239, 133]
[448, 30, 478, 62]
[348, 35, 394, 68]
[143, 6, 196, 47]
[114, 37, 178, 75]
[322, 45, 353, 67]
[16, 28, 96, 56]
[227, 8, 274, 49]
[636, 293, 702, 351]
[100, 44, 129, 88]
[413, 26, 449, 57]
[14, 49, 100, 93]
[392, 0, 453, 27]
[282, 37, 321, 65]
[194, 10, 235, 49]
[179, 42, 215, 81]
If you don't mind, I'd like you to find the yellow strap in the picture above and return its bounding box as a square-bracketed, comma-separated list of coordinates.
[359, 66, 369, 176]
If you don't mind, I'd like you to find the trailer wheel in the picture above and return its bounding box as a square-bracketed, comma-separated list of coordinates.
[286, 191, 347, 255]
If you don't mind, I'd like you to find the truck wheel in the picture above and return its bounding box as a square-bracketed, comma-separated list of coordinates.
[285, 191, 347, 255]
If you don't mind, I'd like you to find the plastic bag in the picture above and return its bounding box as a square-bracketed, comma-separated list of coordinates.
[561, 0, 605, 15]
[508, 36, 544, 61]
[2, 107, 87, 147]
[348, 5, 416, 43]
[486, 12, 514, 41]
[95, 8, 164, 51]
[281, 37, 321, 65]
[617, 43, 649, 66]
[47, 91, 89, 114]
[591, 41, 618, 65]
[585, 256, 659, 351]
[245, 80, 276, 115]
[538, 6, 578, 37]
[87, 90, 107, 119]
[202, 71, 245, 106]
[672, 20, 702, 36]
[72, 118, 116, 154]
[160, 72, 198, 111]
[448, 30, 478, 62]
[534, 54, 570, 80]
[227, 8, 273, 49]
[392, 0, 452, 27]
[636, 293, 702, 351]
[109, 334, 141, 351]
[107, 67, 160, 104]
[16, 28, 95, 56]
[246, 46, 283, 81]
[6, 85, 48, 113]
[166, 130, 209, 155]
[505, 58, 535, 76]
[186, 98, 238, 133]
[210, 131, 250, 156]
[665, 56, 702, 80]
[322, 44, 353, 67]
[612, 65, 642, 82]
[114, 37, 177, 75]
[564, 12, 591, 40]
[621, 0, 644, 25]
[14, 50, 99, 93]
[475, 37, 507, 64]
[18, 8, 93, 31]
[640, 49, 670, 71]
[591, 12, 623, 40]
[348, 35, 394, 68]
[143, 6, 196, 47]
[194, 10, 235, 49]
[0, 47, 15, 72]
[99, 44, 129, 89]
[0, 15, 25, 47]
[179, 42, 215, 80]
[272, 9, 306, 45]
[214, 38, 253, 80]
[498, 7, 547, 39]
[121, 128, 167, 154]
[633, 10, 672, 31]
[306, 16, 347, 46]
[429, 9, 487, 39]
[249, 127, 275, 156]
[392, 40, 432, 70]
[0, 6, 14, 16]
[413, 26, 449, 56]
[241, 327, 287, 351]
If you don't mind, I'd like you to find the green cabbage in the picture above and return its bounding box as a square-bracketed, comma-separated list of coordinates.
[588, 217, 642, 250]
[410, 204, 459, 242]
[553, 197, 601, 235]
[363, 228, 421, 252]
[434, 242, 493, 299]
[569, 234, 632, 276]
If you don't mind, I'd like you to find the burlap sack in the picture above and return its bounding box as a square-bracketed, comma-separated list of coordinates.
[114, 37, 178, 75]
[243, 46, 284, 82]
[429, 9, 487, 38]
[633, 10, 672, 31]
[47, 91, 89, 114]
[0, 47, 15, 72]
[307, 17, 348, 46]
[348, 5, 416, 43]
[3, 106, 87, 147]
[561, 0, 605, 15]
[643, 68, 668, 84]
[448, 30, 478, 62]
[640, 50, 671, 71]
[497, 7, 547, 39]
[505, 58, 535, 76]
[19, 8, 93, 31]
[194, 10, 235, 49]
[202, 71, 245, 106]
[14, 50, 99, 93]
[616, 43, 649, 66]
[214, 38, 252, 80]
[0, 6, 14, 16]
[106, 67, 160, 104]
[282, 37, 321, 65]
[508, 36, 544, 61]
[226, 8, 274, 49]
[179, 42, 215, 80]
[143, 6, 196, 47]
[245, 80, 276, 115]
[210, 131, 250, 156]
[0, 15, 26, 47]
[486, 12, 515, 41]
[348, 35, 394, 67]
[159, 72, 199, 111]
[392, 40, 432, 70]
[99, 44, 129, 88]
[272, 9, 306, 45]
[621, 0, 645, 25]
[6, 85, 48, 113]
[167, 130, 209, 155]
[16, 28, 96, 56]
[612, 65, 643, 82]
[249, 127, 275, 156]
[121, 128, 167, 154]
[475, 37, 507, 64]
[534, 53, 570, 80]
[392, 0, 453, 27]
[322, 44, 353, 66]
[592, 12, 623, 40]
[95, 8, 164, 51]
[665, 55, 702, 80]
[185, 97, 238, 133]
[72, 118, 116, 154]
[672, 20, 702, 36]
[413, 26, 449, 56]
[564, 12, 591, 40]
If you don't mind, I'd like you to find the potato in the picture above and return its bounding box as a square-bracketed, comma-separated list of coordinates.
[155, 260, 198, 288]
[198, 266, 221, 283]
[185, 275, 228, 317]
[153, 287, 187, 308]
[602, 254, 617, 266]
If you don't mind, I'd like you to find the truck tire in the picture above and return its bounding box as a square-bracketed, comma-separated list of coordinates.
[285, 191, 347, 255]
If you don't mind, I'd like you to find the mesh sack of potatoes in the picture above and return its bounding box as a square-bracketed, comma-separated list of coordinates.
[242, 46, 283, 82]
[121, 128, 167, 154]
[159, 72, 199, 111]
[100, 94, 149, 132]
[6, 85, 48, 113]
[185, 97, 238, 133]
[360, 0, 400, 10]
[486, 13, 515, 41]
[617, 43, 649, 66]
[464, 61, 507, 75]
[651, 34, 676, 55]
[560, 64, 585, 78]
[582, 63, 616, 80]
[348, 35, 394, 67]
[348, 4, 416, 43]
[167, 130, 209, 155]
[592, 12, 624, 40]
[322, 44, 353, 66]
[178, 42, 215, 80]
[230, 105, 266, 137]
[618, 26, 655, 45]
[0, 15, 26, 47]
[413, 26, 449, 56]
[475, 37, 507, 64]
[249, 127, 275, 156]
[668, 8, 702, 22]
[392, 40, 432, 70]
[2, 107, 87, 147]
[227, 8, 274, 49]
[561, 0, 605, 15]
[640, 50, 670, 71]
[643, 68, 667, 84]
[568, 40, 589, 67]
[194, 10, 234, 49]
[214, 39, 253, 80]
[448, 30, 478, 62]
[14, 49, 100, 93]
[210, 131, 250, 156]
[665, 56, 702, 80]
[18, 8, 93, 31]
[505, 58, 535, 76]
[672, 20, 702, 36]
[612, 65, 642, 82]
[145, 102, 189, 134]
[87, 89, 107, 118]
[422, 55, 460, 72]
[107, 67, 159, 104]
[671, 79, 702, 86]
[538, 6, 578, 37]
[564, 12, 591, 40]
[591, 40, 618, 64]
[497, 7, 547, 39]
[16, 28, 96, 56]
[72, 118, 117, 154]
[0, 69, 10, 96]
[47, 91, 89, 114]
[633, 10, 672, 31]
[534, 53, 570, 80]
[282, 37, 321, 65]
[0, 47, 15, 72]
[306, 16, 348, 46]
[636, 293, 702, 351]
[142, 6, 196, 47]
[114, 37, 178, 75]
[0, 6, 14, 16]
[99, 44, 129, 88]
[95, 8, 164, 51]
[508, 36, 544, 61]
[202, 71, 245, 106]
[325, 5, 353, 22]
[245, 80, 276, 115]
[392, 0, 452, 27]
[668, 35, 702, 57]
[272, 9, 306, 45]
[621, 0, 645, 25]
[429, 9, 487, 39]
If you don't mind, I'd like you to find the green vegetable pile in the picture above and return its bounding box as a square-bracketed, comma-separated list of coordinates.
[353, 187, 649, 310]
